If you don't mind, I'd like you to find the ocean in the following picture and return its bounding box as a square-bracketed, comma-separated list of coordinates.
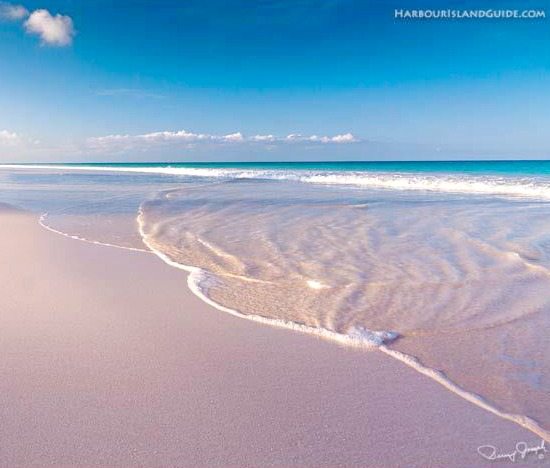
[1, 160, 549, 439]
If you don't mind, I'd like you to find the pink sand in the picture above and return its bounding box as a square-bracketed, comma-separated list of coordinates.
[0, 207, 542, 466]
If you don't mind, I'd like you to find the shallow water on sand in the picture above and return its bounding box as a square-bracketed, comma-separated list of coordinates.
[1, 164, 549, 434]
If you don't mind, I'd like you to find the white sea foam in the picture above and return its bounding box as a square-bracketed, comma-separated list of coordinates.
[0, 163, 254, 178]
[379, 346, 550, 442]
[306, 279, 329, 289]
[39, 213, 150, 253]
[300, 173, 550, 199]
[348, 327, 399, 346]
[3, 163, 550, 200]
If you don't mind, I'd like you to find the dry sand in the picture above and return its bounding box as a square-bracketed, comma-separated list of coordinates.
[0, 206, 544, 466]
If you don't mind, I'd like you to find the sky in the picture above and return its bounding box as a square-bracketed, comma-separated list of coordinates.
[0, 0, 550, 162]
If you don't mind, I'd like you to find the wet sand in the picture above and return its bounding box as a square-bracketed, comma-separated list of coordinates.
[0, 206, 543, 466]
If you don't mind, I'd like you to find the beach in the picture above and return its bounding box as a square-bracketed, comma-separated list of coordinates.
[0, 204, 545, 466]
[3, 0, 549, 463]
[1, 162, 548, 437]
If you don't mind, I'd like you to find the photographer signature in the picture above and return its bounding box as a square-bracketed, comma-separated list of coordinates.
[477, 440, 547, 463]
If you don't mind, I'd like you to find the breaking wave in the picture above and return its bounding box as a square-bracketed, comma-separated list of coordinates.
[3, 163, 550, 200]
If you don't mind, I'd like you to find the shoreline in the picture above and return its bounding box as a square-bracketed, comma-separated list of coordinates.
[41, 204, 550, 441]
[0, 205, 544, 466]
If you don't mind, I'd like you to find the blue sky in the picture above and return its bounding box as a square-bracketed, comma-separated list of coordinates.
[0, 0, 550, 161]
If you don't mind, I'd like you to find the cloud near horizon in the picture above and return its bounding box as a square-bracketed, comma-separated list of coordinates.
[0, 129, 360, 160]
[0, 129, 21, 145]
[86, 130, 359, 152]
[0, 2, 74, 46]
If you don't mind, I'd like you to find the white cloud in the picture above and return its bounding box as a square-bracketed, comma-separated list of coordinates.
[87, 130, 359, 152]
[0, 130, 21, 145]
[250, 134, 275, 142]
[222, 132, 244, 142]
[328, 133, 357, 143]
[24, 8, 74, 46]
[0, 2, 28, 20]
[287, 133, 358, 144]
[87, 130, 249, 151]
[0, 3, 75, 46]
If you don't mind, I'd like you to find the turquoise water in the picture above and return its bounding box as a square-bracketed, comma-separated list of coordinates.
[11, 159, 550, 176]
